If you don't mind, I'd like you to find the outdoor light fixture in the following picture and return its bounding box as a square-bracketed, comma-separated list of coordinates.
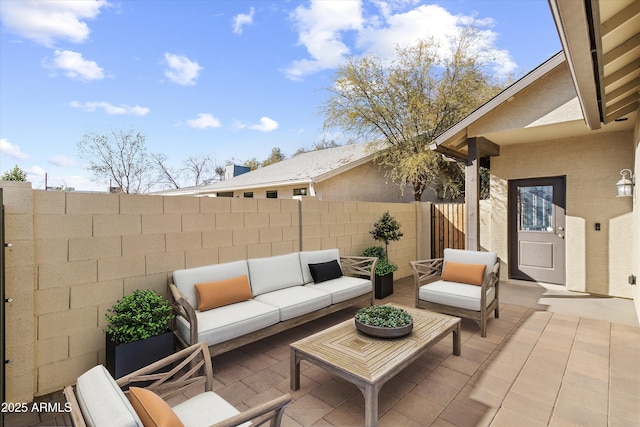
[616, 169, 635, 197]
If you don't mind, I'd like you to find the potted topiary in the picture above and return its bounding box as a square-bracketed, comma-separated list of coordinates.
[105, 289, 174, 378]
[354, 305, 413, 338]
[362, 246, 397, 299]
[368, 211, 403, 298]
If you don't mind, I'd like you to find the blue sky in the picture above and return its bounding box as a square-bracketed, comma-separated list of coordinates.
[0, 0, 560, 191]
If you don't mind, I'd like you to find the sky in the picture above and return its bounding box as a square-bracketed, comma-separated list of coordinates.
[0, 0, 561, 192]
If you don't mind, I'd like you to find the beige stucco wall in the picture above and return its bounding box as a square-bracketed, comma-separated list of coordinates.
[633, 114, 640, 319]
[490, 130, 634, 298]
[0, 185, 419, 402]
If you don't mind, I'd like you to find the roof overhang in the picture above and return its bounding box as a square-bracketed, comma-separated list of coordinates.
[549, 0, 640, 129]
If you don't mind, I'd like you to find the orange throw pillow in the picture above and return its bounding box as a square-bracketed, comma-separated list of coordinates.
[442, 261, 486, 286]
[194, 274, 253, 311]
[128, 387, 184, 427]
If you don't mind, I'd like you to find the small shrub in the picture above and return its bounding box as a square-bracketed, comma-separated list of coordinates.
[105, 289, 173, 345]
[362, 246, 397, 276]
[355, 305, 412, 328]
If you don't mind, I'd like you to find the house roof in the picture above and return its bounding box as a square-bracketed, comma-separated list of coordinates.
[549, 0, 639, 129]
[159, 142, 379, 196]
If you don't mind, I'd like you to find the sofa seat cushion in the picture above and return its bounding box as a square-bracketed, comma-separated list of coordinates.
[75, 365, 143, 427]
[175, 300, 279, 347]
[304, 276, 371, 304]
[418, 280, 496, 312]
[248, 253, 304, 296]
[173, 261, 249, 306]
[172, 391, 249, 427]
[254, 286, 332, 321]
[300, 249, 341, 284]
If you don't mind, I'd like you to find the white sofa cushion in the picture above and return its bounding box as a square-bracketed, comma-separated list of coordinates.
[418, 280, 496, 311]
[254, 286, 332, 321]
[176, 300, 279, 347]
[443, 249, 497, 282]
[248, 253, 304, 296]
[173, 261, 249, 305]
[172, 391, 249, 427]
[305, 276, 371, 304]
[299, 249, 341, 284]
[75, 365, 142, 427]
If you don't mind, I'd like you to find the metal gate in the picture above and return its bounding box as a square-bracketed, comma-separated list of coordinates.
[431, 203, 466, 258]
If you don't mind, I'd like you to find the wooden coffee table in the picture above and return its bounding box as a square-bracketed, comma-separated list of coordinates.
[290, 304, 460, 427]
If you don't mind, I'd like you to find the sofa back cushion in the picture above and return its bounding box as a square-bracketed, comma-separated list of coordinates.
[443, 249, 497, 282]
[173, 261, 249, 306]
[248, 253, 304, 296]
[299, 249, 341, 284]
[75, 365, 143, 427]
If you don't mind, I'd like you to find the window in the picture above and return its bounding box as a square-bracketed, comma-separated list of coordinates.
[266, 190, 278, 199]
[243, 192, 253, 198]
[293, 188, 307, 196]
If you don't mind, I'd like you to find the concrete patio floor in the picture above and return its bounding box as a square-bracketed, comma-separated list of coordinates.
[6, 277, 640, 426]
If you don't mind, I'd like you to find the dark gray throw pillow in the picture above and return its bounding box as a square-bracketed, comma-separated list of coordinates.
[308, 260, 343, 283]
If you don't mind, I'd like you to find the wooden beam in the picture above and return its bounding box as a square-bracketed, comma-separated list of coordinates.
[465, 138, 480, 251]
[477, 137, 500, 157]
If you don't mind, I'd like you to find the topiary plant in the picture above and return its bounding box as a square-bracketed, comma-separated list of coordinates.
[370, 211, 403, 259]
[355, 305, 413, 328]
[105, 289, 173, 345]
[362, 245, 398, 276]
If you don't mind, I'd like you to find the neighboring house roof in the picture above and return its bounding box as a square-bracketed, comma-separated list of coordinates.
[159, 142, 380, 196]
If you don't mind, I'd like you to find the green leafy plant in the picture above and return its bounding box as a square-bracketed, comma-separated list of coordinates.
[370, 211, 403, 259]
[355, 305, 413, 328]
[105, 289, 173, 345]
[362, 245, 398, 276]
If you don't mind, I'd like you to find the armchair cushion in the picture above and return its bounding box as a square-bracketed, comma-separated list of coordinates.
[443, 249, 497, 282]
[194, 275, 252, 311]
[418, 280, 496, 311]
[172, 391, 250, 427]
[129, 387, 184, 427]
[308, 260, 343, 283]
[442, 261, 486, 286]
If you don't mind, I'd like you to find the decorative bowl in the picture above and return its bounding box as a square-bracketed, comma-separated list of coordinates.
[355, 318, 413, 338]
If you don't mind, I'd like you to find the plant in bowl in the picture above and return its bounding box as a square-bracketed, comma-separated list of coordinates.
[354, 305, 413, 338]
[105, 289, 175, 378]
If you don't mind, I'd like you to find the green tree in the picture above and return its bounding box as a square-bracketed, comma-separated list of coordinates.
[262, 147, 286, 167]
[1, 165, 28, 181]
[78, 128, 157, 194]
[370, 211, 403, 259]
[321, 29, 505, 200]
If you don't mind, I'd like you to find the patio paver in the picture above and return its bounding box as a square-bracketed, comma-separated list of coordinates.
[5, 277, 640, 427]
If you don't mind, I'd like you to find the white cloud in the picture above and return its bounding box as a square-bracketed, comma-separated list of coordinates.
[187, 113, 222, 129]
[0, 0, 109, 47]
[49, 155, 76, 167]
[237, 117, 279, 132]
[0, 138, 28, 160]
[70, 101, 150, 115]
[164, 53, 202, 86]
[285, 0, 364, 80]
[285, 1, 516, 79]
[45, 50, 105, 81]
[233, 7, 255, 35]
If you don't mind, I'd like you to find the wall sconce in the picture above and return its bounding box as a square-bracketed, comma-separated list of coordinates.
[616, 169, 635, 197]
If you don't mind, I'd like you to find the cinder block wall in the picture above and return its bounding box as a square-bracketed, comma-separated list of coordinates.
[1, 186, 421, 401]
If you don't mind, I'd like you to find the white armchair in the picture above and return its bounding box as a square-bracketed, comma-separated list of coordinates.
[410, 249, 500, 337]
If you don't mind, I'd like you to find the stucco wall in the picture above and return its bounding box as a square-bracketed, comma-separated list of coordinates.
[633, 115, 640, 319]
[0, 185, 419, 401]
[490, 130, 634, 297]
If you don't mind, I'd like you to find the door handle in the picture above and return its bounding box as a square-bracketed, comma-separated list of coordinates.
[558, 234, 564, 238]
[558, 226, 564, 231]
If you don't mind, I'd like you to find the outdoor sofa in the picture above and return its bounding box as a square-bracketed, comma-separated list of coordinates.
[170, 249, 377, 356]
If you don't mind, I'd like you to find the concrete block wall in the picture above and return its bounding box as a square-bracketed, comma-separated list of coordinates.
[0, 185, 420, 401]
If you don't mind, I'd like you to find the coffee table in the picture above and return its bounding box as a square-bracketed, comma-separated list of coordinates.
[290, 304, 460, 427]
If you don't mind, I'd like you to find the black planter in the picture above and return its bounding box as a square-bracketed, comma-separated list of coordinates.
[106, 331, 174, 379]
[374, 272, 394, 299]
